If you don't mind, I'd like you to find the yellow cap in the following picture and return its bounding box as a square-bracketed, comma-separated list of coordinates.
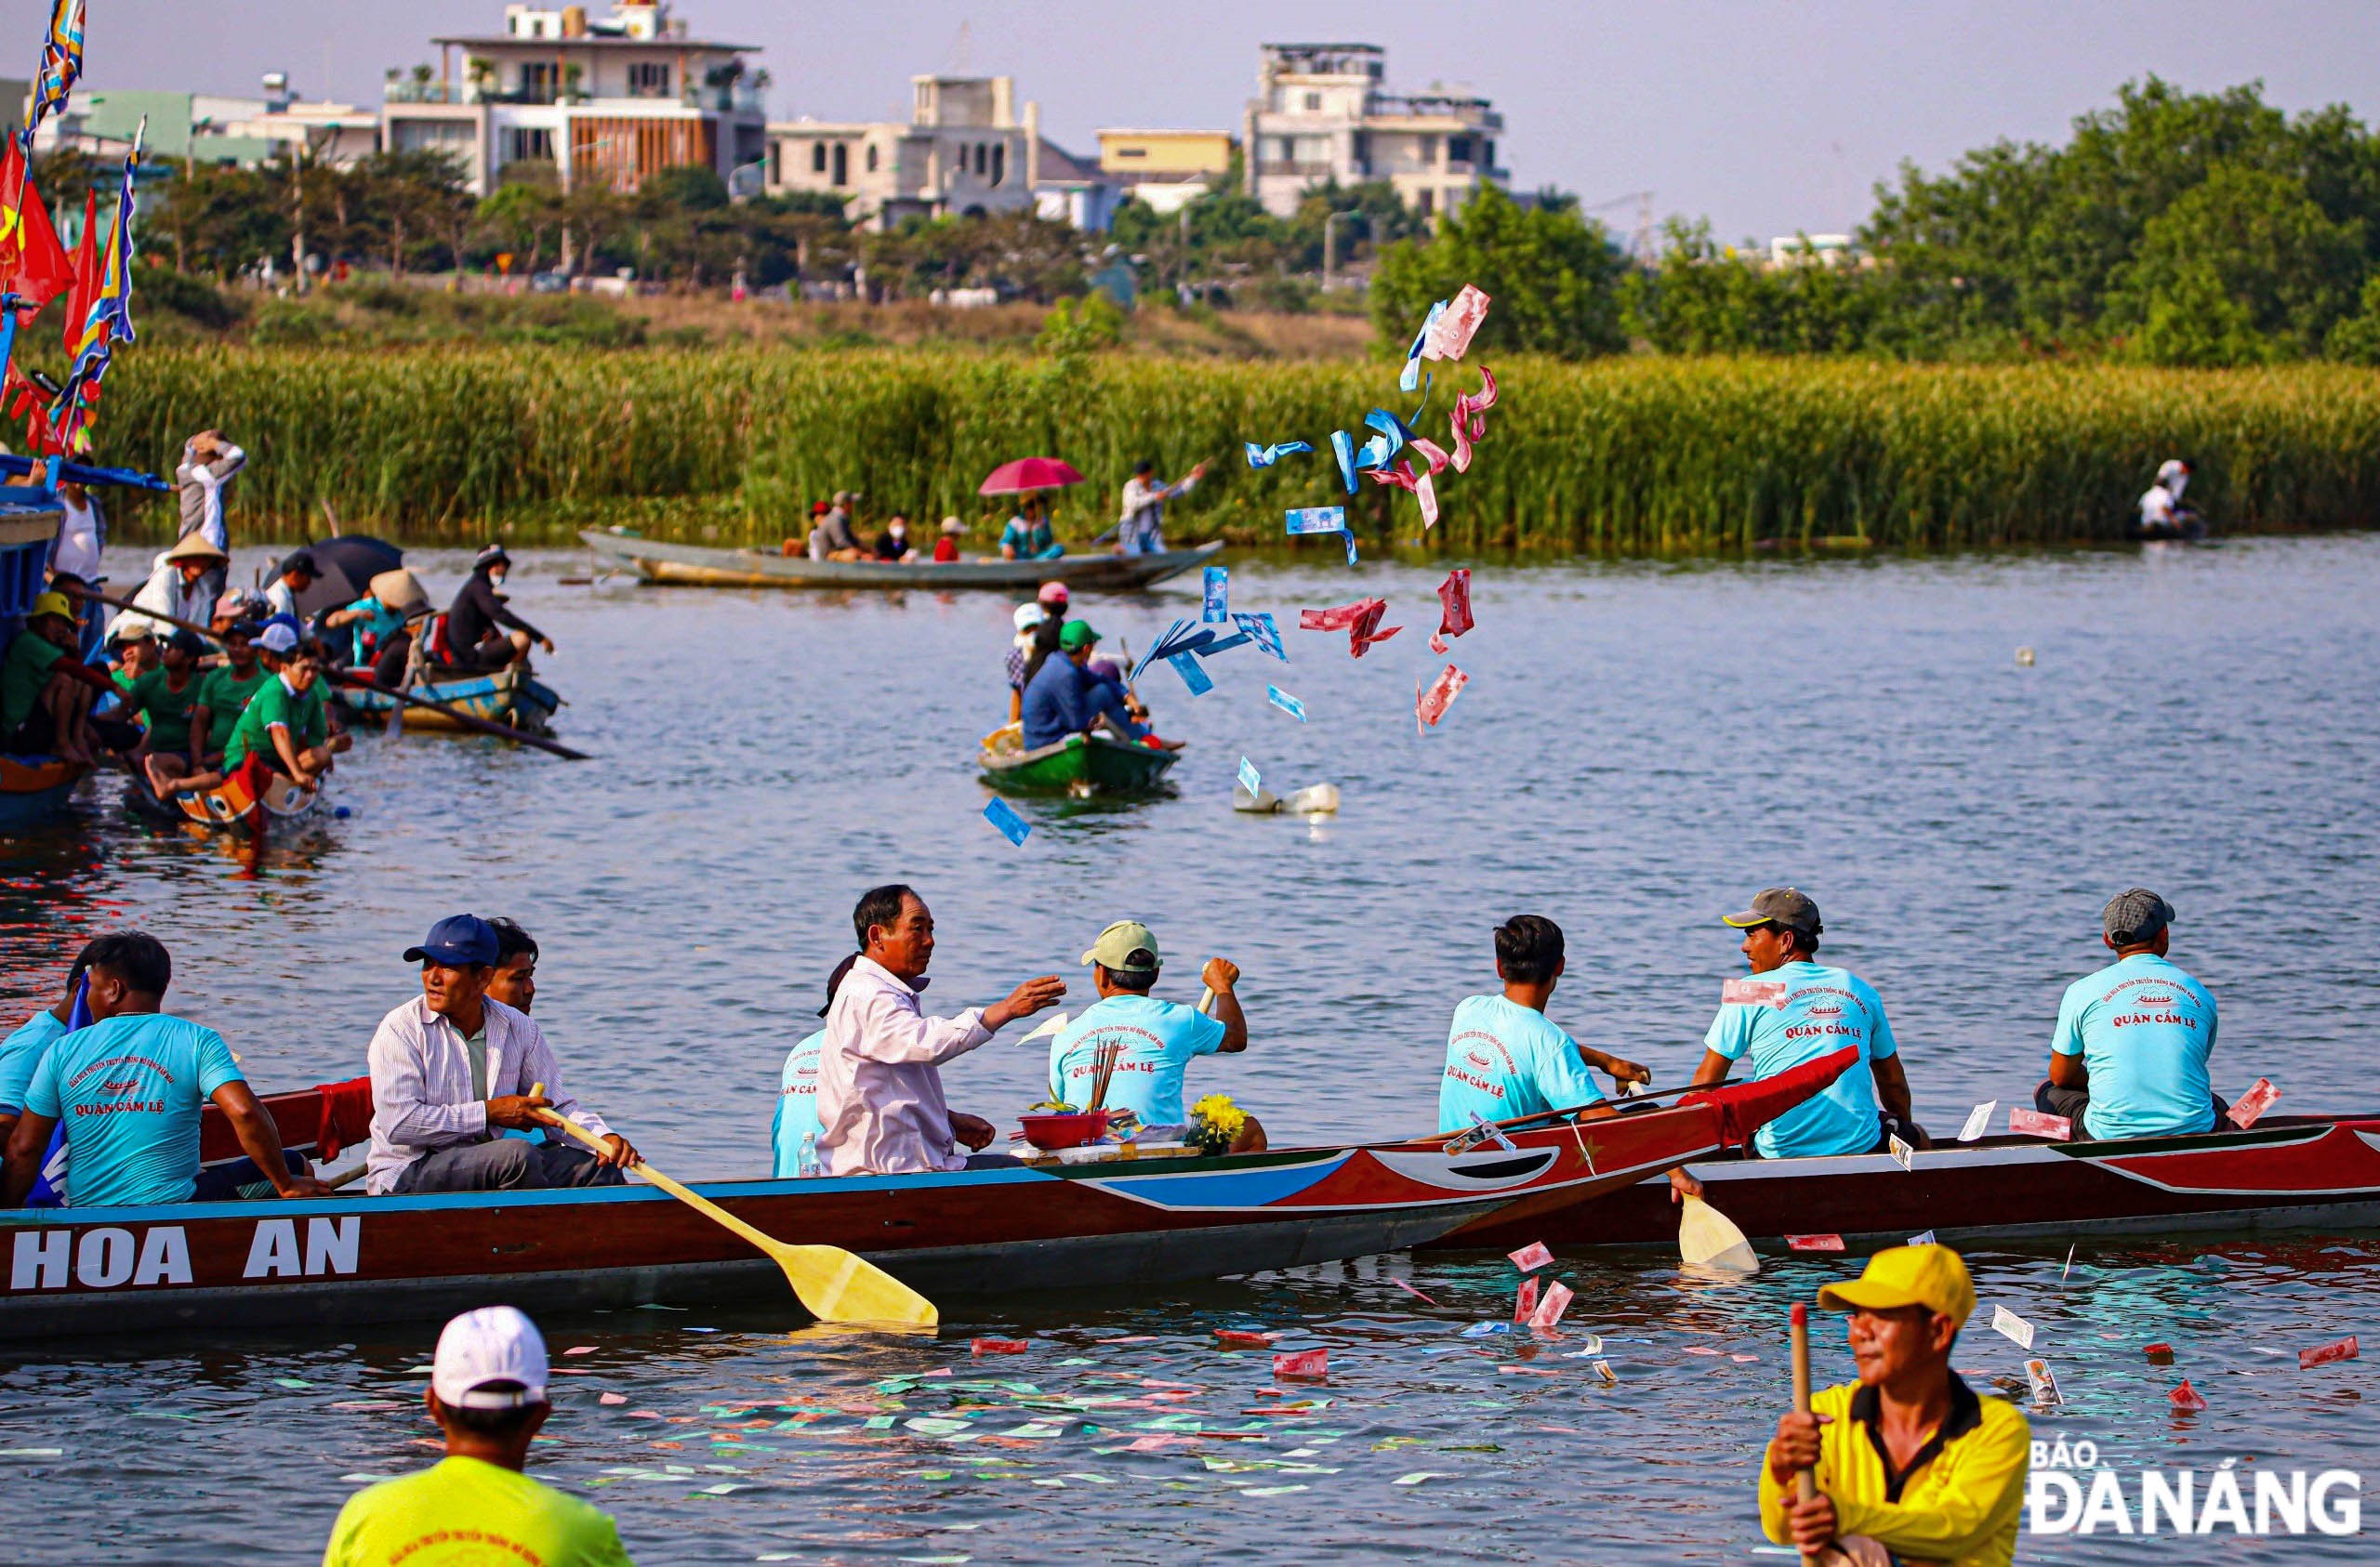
[29, 590, 74, 622]
[1079, 919, 1160, 974]
[1816, 1244, 1976, 1323]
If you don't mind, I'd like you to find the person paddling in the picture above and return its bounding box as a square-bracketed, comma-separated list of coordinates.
[1047, 920, 1264, 1149]
[323, 1306, 632, 1566]
[2036, 889, 2223, 1139]
[1761, 1244, 2030, 1566]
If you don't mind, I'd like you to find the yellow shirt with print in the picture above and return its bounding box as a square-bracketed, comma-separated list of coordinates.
[323, 1455, 633, 1567]
[1758, 1376, 2030, 1567]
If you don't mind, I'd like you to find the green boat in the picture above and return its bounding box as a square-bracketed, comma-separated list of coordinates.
[980, 731, 1181, 795]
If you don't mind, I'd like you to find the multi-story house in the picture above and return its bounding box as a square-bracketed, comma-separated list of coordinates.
[1242, 42, 1507, 221]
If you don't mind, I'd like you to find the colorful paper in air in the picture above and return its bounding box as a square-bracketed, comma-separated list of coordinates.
[2226, 1076, 2280, 1128]
[1286, 506, 1348, 536]
[1390, 1277, 1439, 1306]
[2008, 1107, 2071, 1140]
[1329, 429, 1358, 494]
[1958, 1100, 1997, 1142]
[1449, 365, 1500, 473]
[1190, 631, 1251, 659]
[1527, 1280, 1575, 1330]
[1300, 600, 1373, 632]
[1168, 652, 1213, 696]
[1202, 566, 1229, 623]
[1265, 685, 1307, 722]
[1513, 1277, 1540, 1323]
[1355, 408, 1410, 469]
[1243, 440, 1313, 469]
[1907, 1230, 1937, 1246]
[1436, 569, 1474, 640]
[1990, 1305, 2034, 1350]
[2168, 1379, 2208, 1411]
[1400, 298, 1447, 392]
[1888, 1135, 1914, 1172]
[2023, 1358, 2062, 1405]
[983, 797, 1030, 847]
[2299, 1336, 2359, 1369]
[1348, 600, 1401, 658]
[1416, 664, 1469, 727]
[1422, 283, 1492, 362]
[1232, 612, 1287, 661]
[1786, 1233, 1845, 1252]
[1273, 1349, 1328, 1379]
[1507, 1241, 1554, 1272]
[1236, 756, 1262, 797]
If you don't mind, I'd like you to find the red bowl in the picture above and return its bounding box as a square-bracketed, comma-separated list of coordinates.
[1020, 1111, 1110, 1150]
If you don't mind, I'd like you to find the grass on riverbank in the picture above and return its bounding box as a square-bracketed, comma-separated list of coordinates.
[95, 349, 2380, 552]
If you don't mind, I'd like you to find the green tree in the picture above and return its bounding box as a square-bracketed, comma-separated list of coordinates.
[1370, 185, 1628, 359]
[2109, 163, 2363, 361]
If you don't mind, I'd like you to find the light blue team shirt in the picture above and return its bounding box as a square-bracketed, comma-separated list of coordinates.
[1704, 961, 1897, 1159]
[1438, 994, 1608, 1132]
[1047, 994, 1226, 1128]
[0, 1007, 67, 1114]
[771, 1030, 826, 1177]
[23, 1012, 245, 1207]
[2049, 953, 2218, 1140]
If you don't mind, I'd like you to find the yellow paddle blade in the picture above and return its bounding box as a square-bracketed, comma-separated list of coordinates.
[1679, 1194, 1760, 1273]
[780, 1243, 940, 1329]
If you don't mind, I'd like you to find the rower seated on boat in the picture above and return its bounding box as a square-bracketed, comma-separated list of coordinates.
[0, 939, 101, 1155]
[128, 630, 208, 798]
[1439, 915, 1698, 1199]
[999, 495, 1064, 561]
[2036, 889, 2224, 1140]
[324, 1306, 632, 1567]
[872, 515, 919, 563]
[1048, 921, 1265, 1151]
[262, 547, 319, 625]
[809, 492, 866, 561]
[322, 568, 432, 686]
[773, 956, 851, 1178]
[443, 546, 553, 673]
[816, 884, 1065, 1175]
[1020, 621, 1175, 752]
[0, 590, 133, 766]
[151, 625, 351, 798]
[0, 933, 327, 1207]
[182, 619, 271, 774]
[1762, 1244, 2029, 1567]
[1687, 888, 1927, 1157]
[366, 915, 637, 1194]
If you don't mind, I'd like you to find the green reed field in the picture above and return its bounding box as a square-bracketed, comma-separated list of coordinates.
[97, 349, 2380, 552]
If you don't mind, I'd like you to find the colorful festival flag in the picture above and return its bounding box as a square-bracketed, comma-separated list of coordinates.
[20, 0, 86, 157]
[48, 120, 140, 454]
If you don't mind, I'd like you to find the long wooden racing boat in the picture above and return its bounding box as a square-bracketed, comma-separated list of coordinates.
[0, 1054, 1852, 1339]
[0, 754, 85, 830]
[581, 529, 1222, 592]
[1438, 1111, 2380, 1255]
[332, 665, 562, 736]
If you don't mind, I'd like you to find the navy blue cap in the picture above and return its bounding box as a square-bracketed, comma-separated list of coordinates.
[404, 914, 499, 968]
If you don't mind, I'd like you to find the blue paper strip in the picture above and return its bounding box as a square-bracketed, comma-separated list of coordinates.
[1190, 631, 1250, 658]
[1329, 429, 1357, 494]
[1286, 506, 1348, 536]
[1355, 407, 1411, 469]
[984, 797, 1031, 847]
[1168, 652, 1214, 695]
[1244, 440, 1315, 469]
[1400, 300, 1447, 394]
[1236, 757, 1263, 797]
[1232, 612, 1286, 661]
[1202, 566, 1229, 624]
[1266, 685, 1307, 722]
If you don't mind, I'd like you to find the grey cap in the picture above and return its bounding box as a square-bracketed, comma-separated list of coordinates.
[2102, 889, 2174, 945]
[1723, 887, 1822, 937]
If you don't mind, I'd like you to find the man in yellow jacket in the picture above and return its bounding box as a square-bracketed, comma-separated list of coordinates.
[1761, 1244, 2030, 1567]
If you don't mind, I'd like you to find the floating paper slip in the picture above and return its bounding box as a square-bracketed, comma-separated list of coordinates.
[1460, 1321, 1514, 1338]
[1514, 1277, 1540, 1323]
[2023, 1359, 2062, 1405]
[2008, 1107, 2071, 1140]
[2301, 1336, 2359, 1369]
[1399, 298, 1448, 392]
[1528, 1281, 1576, 1331]
[1232, 612, 1286, 661]
[1243, 440, 1314, 468]
[1203, 566, 1230, 624]
[1329, 430, 1358, 494]
[1416, 664, 1469, 728]
[2144, 1342, 2175, 1363]
[1990, 1305, 2035, 1350]
[972, 1338, 1030, 1355]
[1888, 1135, 1915, 1172]
[983, 797, 1031, 847]
[1423, 283, 1493, 362]
[1592, 1359, 1618, 1384]
[1908, 1230, 1937, 1246]
[1265, 685, 1307, 722]
[1168, 652, 1214, 696]
[1508, 1242, 1554, 1272]
[2169, 1379, 2209, 1411]
[1286, 505, 1349, 537]
[1273, 1349, 1328, 1380]
[2227, 1076, 2280, 1128]
[1436, 568, 1474, 639]
[1236, 757, 1263, 797]
[1390, 1277, 1439, 1307]
[1214, 1329, 1277, 1348]
[1786, 1233, 1845, 1252]
[1958, 1101, 1998, 1143]
[1014, 1010, 1067, 1047]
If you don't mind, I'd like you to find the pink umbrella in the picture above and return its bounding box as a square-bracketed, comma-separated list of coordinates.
[978, 457, 1087, 496]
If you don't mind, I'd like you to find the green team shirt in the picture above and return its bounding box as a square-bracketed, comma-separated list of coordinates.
[0, 629, 66, 735]
[223, 676, 326, 770]
[126, 667, 200, 753]
[192, 664, 270, 752]
[322, 1456, 633, 1567]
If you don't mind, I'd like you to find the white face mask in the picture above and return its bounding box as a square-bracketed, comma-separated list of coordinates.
[890, 523, 907, 540]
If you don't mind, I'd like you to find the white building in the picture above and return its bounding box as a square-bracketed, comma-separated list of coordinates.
[382, 0, 768, 195]
[1243, 43, 1507, 221]
[766, 75, 1038, 230]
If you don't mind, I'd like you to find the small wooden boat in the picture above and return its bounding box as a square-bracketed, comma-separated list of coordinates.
[0, 755, 86, 830]
[581, 529, 1222, 592]
[333, 665, 562, 736]
[0, 1056, 1851, 1339]
[981, 729, 1180, 795]
[125, 766, 321, 836]
[1438, 1111, 2380, 1255]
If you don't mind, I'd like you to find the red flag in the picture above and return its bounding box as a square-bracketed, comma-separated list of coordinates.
[62, 190, 96, 354]
[0, 145, 73, 317]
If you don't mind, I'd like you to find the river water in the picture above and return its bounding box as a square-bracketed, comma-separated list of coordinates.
[2, 535, 2376, 1561]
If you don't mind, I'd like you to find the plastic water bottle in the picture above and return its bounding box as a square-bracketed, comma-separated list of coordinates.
[797, 1132, 820, 1179]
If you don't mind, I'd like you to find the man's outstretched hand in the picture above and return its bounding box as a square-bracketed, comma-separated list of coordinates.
[985, 975, 1066, 1031]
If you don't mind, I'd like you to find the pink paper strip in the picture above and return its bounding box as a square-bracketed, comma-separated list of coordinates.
[1417, 664, 1469, 727]
[2008, 1108, 2072, 1140]
[1273, 1349, 1328, 1380]
[1528, 1280, 1575, 1330]
[2300, 1336, 2360, 1369]
[1508, 1241, 1554, 1271]
[1436, 569, 1474, 639]
[1787, 1234, 1845, 1252]
[1423, 283, 1492, 361]
[1514, 1277, 1540, 1323]
[2227, 1077, 2280, 1128]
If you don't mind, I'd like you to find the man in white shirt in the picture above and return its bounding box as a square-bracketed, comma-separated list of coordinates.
[2155, 458, 2192, 503]
[815, 884, 1065, 1176]
[263, 549, 320, 625]
[365, 915, 638, 1194]
[117, 533, 228, 641]
[1115, 459, 1205, 556]
[176, 429, 245, 605]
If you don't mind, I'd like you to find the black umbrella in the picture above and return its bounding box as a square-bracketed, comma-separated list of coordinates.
[289, 534, 405, 619]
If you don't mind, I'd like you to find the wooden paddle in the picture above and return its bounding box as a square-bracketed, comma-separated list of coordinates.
[530, 1086, 937, 1329]
[336, 671, 590, 761]
[1679, 1193, 1760, 1273]
[1790, 1300, 1820, 1560]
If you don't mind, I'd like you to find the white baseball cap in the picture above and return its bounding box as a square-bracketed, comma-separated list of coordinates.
[431, 1304, 550, 1409]
[256, 622, 300, 654]
[1012, 602, 1044, 633]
